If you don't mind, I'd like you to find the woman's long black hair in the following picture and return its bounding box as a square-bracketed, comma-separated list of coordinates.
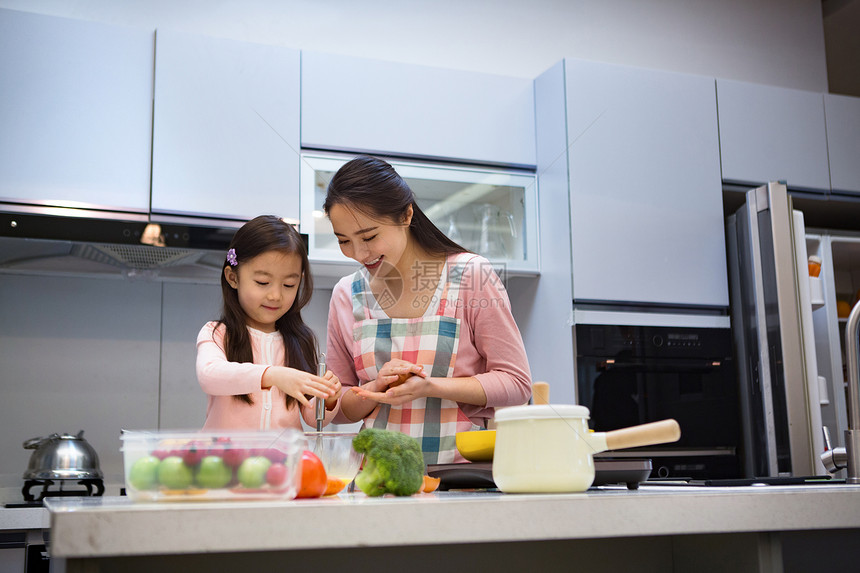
[323, 155, 468, 256]
[217, 215, 318, 408]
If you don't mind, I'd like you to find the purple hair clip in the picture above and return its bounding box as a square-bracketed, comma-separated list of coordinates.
[226, 248, 238, 266]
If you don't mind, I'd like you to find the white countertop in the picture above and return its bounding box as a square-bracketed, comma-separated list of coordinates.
[44, 483, 860, 559]
[0, 506, 48, 531]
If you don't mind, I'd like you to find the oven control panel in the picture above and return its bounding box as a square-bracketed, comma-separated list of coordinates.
[576, 324, 732, 359]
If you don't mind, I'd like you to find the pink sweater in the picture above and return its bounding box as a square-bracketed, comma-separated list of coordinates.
[327, 254, 532, 426]
[196, 321, 337, 431]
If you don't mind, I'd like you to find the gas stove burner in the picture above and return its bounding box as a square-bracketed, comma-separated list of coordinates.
[22, 478, 105, 502]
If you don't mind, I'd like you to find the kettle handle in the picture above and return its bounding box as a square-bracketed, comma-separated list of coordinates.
[23, 432, 62, 449]
[23, 436, 45, 449]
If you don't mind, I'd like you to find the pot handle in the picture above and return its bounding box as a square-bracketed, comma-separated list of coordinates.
[603, 419, 681, 451]
[532, 382, 550, 405]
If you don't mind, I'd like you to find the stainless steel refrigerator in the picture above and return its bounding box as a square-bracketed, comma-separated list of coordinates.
[727, 181, 825, 478]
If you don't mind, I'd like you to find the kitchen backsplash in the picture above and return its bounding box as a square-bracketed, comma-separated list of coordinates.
[0, 273, 338, 496]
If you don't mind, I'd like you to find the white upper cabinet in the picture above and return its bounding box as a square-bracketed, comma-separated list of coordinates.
[151, 30, 301, 222]
[565, 59, 728, 308]
[824, 93, 860, 196]
[0, 9, 153, 213]
[717, 79, 830, 193]
[301, 51, 536, 168]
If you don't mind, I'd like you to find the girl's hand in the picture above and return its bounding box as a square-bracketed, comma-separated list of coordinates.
[263, 366, 338, 408]
[376, 359, 427, 388]
[352, 373, 432, 406]
[323, 371, 342, 410]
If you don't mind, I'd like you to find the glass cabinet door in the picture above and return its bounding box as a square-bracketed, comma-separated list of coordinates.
[300, 154, 539, 275]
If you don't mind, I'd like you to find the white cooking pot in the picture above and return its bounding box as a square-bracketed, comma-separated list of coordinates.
[492, 404, 680, 493]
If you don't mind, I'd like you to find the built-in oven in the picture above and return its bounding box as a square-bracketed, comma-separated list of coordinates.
[576, 324, 742, 479]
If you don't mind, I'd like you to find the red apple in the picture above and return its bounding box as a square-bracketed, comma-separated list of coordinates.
[263, 448, 287, 464]
[151, 449, 170, 460]
[222, 448, 249, 468]
[182, 444, 204, 467]
[266, 463, 288, 486]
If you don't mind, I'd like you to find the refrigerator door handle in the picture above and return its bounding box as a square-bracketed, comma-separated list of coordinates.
[767, 183, 817, 476]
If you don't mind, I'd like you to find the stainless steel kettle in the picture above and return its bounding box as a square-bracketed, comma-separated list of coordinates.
[22, 430, 103, 480]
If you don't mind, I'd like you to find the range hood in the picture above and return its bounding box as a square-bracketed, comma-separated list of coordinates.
[0, 207, 239, 283]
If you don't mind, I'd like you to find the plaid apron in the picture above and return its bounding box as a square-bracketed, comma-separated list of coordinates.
[351, 253, 481, 464]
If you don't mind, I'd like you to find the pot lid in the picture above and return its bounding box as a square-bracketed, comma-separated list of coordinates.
[494, 404, 590, 422]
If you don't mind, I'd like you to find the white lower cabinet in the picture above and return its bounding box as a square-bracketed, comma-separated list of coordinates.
[561, 59, 728, 308]
[151, 30, 301, 222]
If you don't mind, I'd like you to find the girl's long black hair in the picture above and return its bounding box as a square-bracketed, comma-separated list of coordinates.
[323, 155, 468, 256]
[217, 215, 318, 408]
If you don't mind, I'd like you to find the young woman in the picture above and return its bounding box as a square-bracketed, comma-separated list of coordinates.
[325, 156, 532, 464]
[197, 215, 340, 430]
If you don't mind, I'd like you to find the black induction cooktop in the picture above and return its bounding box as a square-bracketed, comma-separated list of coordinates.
[427, 458, 653, 491]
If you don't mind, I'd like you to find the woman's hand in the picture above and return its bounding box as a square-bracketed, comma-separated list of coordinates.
[352, 374, 488, 408]
[350, 358, 428, 405]
[323, 371, 342, 410]
[376, 359, 427, 388]
[262, 366, 338, 408]
[352, 373, 432, 406]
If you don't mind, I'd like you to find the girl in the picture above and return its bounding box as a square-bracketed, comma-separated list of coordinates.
[197, 215, 341, 430]
[325, 156, 532, 464]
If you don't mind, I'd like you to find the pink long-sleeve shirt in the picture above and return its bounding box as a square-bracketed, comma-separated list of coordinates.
[196, 321, 337, 431]
[327, 253, 532, 426]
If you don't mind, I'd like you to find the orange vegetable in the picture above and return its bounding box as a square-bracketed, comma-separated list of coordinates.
[296, 450, 327, 498]
[323, 477, 347, 496]
[422, 475, 441, 493]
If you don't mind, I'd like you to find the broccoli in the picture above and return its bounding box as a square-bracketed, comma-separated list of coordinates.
[352, 428, 425, 496]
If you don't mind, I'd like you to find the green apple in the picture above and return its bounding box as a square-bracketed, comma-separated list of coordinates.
[128, 455, 161, 490]
[195, 455, 232, 489]
[237, 456, 272, 488]
[157, 456, 194, 489]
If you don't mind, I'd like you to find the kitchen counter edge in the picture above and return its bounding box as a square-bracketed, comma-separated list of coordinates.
[45, 485, 860, 558]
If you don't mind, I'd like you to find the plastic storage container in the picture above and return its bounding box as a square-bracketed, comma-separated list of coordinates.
[121, 429, 305, 502]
